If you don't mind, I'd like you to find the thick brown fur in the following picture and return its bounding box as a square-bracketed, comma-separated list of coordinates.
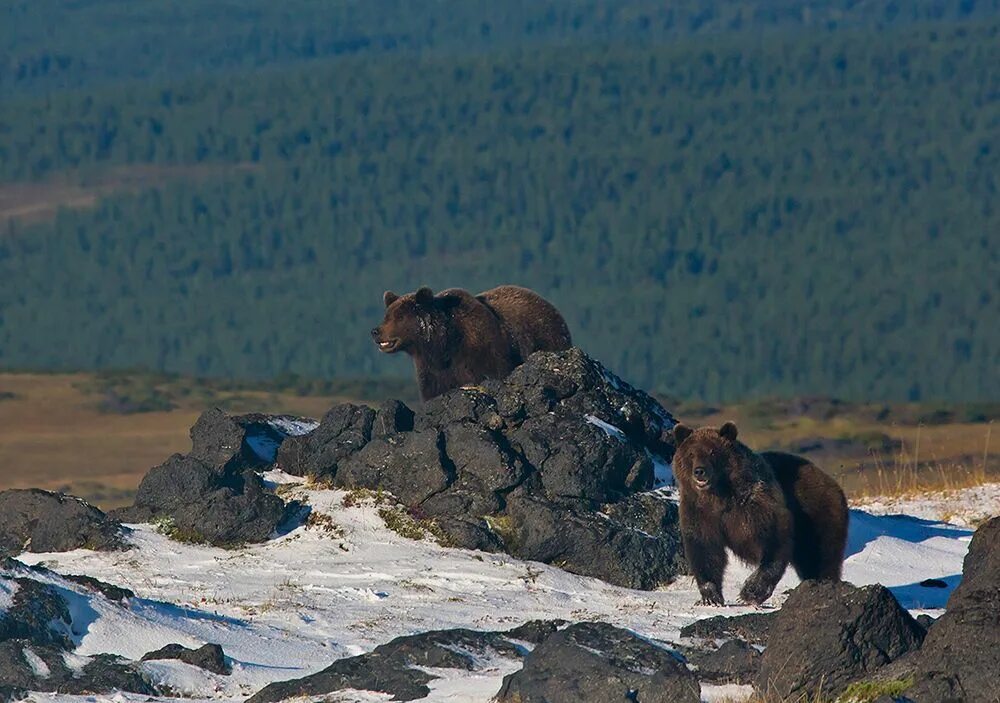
[672, 422, 848, 606]
[372, 285, 571, 401]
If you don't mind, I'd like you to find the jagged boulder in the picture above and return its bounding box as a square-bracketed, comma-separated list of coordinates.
[276, 403, 375, 479]
[502, 490, 684, 589]
[679, 612, 777, 647]
[892, 516, 1000, 703]
[756, 581, 925, 700]
[109, 407, 317, 546]
[494, 622, 700, 703]
[0, 573, 73, 649]
[682, 639, 762, 685]
[0, 564, 156, 697]
[337, 430, 452, 506]
[115, 453, 288, 546]
[282, 348, 683, 589]
[247, 622, 562, 703]
[0, 490, 123, 557]
[190, 408, 318, 471]
[142, 643, 230, 675]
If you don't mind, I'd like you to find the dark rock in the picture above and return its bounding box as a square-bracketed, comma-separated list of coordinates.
[684, 639, 761, 684]
[0, 576, 73, 650]
[0, 641, 69, 691]
[756, 581, 925, 700]
[0, 641, 154, 697]
[431, 516, 504, 552]
[902, 516, 1000, 703]
[247, 626, 530, 703]
[65, 654, 156, 695]
[338, 431, 451, 506]
[61, 574, 134, 603]
[494, 621, 700, 703]
[0, 490, 123, 557]
[510, 412, 652, 503]
[440, 425, 526, 501]
[918, 578, 948, 588]
[504, 619, 566, 645]
[142, 643, 231, 675]
[128, 454, 221, 517]
[679, 612, 777, 647]
[497, 348, 674, 449]
[277, 404, 374, 479]
[169, 470, 288, 546]
[373, 400, 415, 437]
[123, 454, 287, 546]
[190, 409, 318, 469]
[190, 408, 276, 470]
[915, 613, 937, 631]
[503, 490, 685, 589]
[415, 390, 504, 431]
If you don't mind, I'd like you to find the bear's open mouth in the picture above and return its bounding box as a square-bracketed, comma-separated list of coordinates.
[694, 477, 710, 490]
[377, 338, 401, 353]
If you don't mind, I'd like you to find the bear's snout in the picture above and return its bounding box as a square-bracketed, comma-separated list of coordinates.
[370, 327, 380, 339]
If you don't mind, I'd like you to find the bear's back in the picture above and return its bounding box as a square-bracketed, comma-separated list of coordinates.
[477, 285, 571, 361]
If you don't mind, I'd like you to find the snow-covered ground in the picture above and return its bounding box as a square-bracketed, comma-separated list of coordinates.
[854, 482, 1000, 528]
[14, 478, 995, 703]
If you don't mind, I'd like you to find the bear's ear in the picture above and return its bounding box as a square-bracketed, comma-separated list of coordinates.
[414, 286, 435, 305]
[719, 421, 739, 441]
[672, 424, 693, 446]
[383, 291, 399, 307]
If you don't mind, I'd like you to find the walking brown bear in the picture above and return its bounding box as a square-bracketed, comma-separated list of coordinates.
[672, 421, 849, 606]
[371, 285, 571, 401]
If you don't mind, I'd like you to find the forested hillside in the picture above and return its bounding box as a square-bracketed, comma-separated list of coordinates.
[5, 0, 998, 95]
[0, 2, 997, 402]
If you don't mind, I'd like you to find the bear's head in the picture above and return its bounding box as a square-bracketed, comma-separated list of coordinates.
[371, 286, 443, 355]
[671, 421, 740, 494]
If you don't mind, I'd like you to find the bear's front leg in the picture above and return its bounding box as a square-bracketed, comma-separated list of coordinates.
[738, 530, 792, 605]
[738, 560, 788, 605]
[683, 530, 728, 606]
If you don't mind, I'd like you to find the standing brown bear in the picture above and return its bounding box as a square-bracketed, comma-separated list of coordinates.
[672, 422, 848, 606]
[371, 285, 572, 401]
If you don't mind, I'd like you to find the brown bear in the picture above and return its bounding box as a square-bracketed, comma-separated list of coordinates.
[371, 285, 572, 401]
[672, 421, 848, 606]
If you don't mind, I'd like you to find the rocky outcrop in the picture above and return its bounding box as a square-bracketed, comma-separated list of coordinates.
[114, 454, 288, 546]
[0, 490, 123, 557]
[756, 580, 925, 700]
[887, 516, 1000, 703]
[247, 622, 562, 703]
[494, 622, 700, 703]
[142, 643, 231, 675]
[111, 411, 316, 546]
[679, 611, 776, 647]
[277, 348, 683, 588]
[0, 574, 73, 650]
[0, 561, 156, 698]
[682, 638, 761, 685]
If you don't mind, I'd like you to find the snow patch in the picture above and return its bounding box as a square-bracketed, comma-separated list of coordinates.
[0, 578, 18, 613]
[269, 417, 320, 437]
[853, 482, 1000, 528]
[585, 414, 627, 440]
[700, 682, 754, 702]
[22, 647, 51, 678]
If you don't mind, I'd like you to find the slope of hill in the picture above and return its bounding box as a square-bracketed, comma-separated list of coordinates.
[9, 478, 986, 702]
